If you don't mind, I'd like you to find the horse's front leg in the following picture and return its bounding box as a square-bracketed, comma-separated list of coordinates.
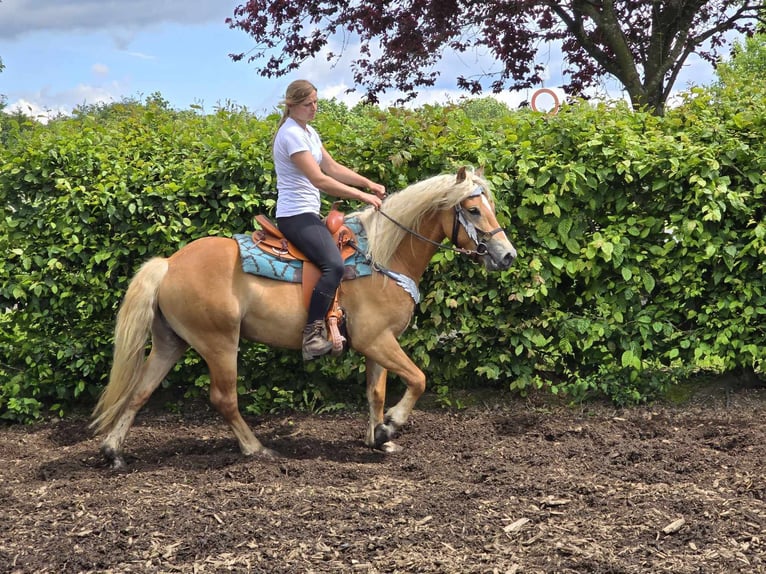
[365, 339, 426, 451]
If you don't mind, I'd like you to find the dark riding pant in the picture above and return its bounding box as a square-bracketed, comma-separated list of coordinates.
[277, 212, 344, 323]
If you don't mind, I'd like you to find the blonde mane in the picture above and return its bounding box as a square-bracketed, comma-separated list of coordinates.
[351, 169, 493, 268]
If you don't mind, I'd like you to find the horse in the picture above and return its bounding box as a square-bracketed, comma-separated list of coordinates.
[91, 166, 516, 468]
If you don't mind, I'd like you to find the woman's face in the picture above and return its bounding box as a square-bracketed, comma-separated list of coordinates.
[289, 90, 318, 124]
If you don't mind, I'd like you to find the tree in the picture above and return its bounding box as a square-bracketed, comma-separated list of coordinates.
[227, 0, 766, 115]
[716, 31, 766, 87]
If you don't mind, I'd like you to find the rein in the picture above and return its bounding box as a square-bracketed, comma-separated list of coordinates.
[376, 186, 503, 258]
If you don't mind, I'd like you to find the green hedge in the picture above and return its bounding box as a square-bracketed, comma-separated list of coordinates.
[1, 87, 765, 422]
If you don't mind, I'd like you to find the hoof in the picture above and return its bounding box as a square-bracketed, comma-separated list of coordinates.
[379, 441, 403, 454]
[258, 447, 281, 460]
[244, 447, 281, 460]
[374, 421, 396, 449]
[100, 445, 126, 470]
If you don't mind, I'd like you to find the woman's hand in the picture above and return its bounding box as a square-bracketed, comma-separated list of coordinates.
[368, 182, 387, 200]
[362, 192, 383, 210]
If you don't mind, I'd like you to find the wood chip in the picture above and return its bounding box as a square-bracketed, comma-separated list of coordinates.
[540, 496, 571, 507]
[503, 517, 531, 533]
[416, 515, 433, 526]
[662, 517, 686, 534]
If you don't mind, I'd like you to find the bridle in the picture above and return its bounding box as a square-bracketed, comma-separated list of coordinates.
[377, 185, 504, 258]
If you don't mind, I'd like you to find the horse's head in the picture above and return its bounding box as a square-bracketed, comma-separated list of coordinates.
[358, 167, 516, 273]
[444, 167, 516, 271]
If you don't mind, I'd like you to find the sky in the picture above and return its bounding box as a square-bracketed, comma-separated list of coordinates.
[0, 0, 723, 122]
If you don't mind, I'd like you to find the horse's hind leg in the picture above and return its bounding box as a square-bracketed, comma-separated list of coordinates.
[201, 341, 278, 459]
[101, 318, 188, 468]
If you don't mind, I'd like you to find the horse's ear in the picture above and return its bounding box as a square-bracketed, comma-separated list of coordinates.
[456, 166, 467, 183]
[475, 166, 485, 177]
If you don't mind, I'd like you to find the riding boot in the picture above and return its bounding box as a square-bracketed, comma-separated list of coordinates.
[302, 320, 333, 361]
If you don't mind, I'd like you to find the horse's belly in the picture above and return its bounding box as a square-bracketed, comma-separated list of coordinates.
[238, 278, 306, 348]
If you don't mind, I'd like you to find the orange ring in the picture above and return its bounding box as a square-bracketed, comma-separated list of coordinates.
[530, 88, 560, 115]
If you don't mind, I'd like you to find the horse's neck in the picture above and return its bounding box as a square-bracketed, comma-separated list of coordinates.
[389, 215, 443, 282]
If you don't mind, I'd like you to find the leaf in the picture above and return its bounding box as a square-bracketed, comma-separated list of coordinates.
[565, 238, 580, 254]
[641, 272, 656, 293]
[550, 256, 566, 270]
[601, 241, 614, 260]
[557, 218, 572, 240]
[621, 350, 640, 369]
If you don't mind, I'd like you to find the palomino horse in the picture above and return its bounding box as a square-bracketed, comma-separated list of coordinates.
[91, 166, 516, 468]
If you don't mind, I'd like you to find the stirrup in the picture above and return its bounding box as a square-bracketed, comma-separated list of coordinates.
[326, 296, 347, 357]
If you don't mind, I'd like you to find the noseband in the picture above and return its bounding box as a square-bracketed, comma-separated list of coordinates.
[377, 185, 503, 258]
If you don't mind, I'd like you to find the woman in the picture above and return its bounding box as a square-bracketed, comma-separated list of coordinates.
[273, 79, 387, 360]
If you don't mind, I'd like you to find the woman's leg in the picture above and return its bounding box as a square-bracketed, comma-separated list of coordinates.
[277, 213, 344, 358]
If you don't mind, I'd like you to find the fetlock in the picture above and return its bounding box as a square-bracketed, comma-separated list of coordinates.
[302, 320, 333, 361]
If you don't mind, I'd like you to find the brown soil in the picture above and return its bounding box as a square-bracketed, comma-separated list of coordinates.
[1, 382, 765, 574]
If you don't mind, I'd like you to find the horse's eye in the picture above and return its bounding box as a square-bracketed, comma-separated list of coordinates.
[468, 207, 481, 215]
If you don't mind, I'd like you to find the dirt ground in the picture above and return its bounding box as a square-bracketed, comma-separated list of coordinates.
[1, 381, 765, 574]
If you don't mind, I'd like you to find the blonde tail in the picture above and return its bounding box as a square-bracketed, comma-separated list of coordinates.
[90, 257, 169, 435]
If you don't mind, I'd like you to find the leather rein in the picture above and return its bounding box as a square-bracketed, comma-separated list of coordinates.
[376, 186, 503, 258]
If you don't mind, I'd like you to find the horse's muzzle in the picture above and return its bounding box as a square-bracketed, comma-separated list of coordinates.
[481, 239, 516, 271]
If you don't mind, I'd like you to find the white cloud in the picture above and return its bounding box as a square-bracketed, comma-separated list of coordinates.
[0, 0, 236, 40]
[92, 63, 109, 77]
[5, 83, 120, 122]
[122, 50, 156, 61]
[5, 98, 69, 124]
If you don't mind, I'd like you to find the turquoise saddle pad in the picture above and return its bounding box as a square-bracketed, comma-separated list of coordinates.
[233, 216, 373, 283]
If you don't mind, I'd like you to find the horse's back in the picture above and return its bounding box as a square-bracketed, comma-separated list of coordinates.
[168, 235, 239, 270]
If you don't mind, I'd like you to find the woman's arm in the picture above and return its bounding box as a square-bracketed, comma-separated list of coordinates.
[320, 147, 385, 197]
[291, 149, 384, 208]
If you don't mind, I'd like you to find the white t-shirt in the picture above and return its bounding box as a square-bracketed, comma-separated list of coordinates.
[273, 117, 324, 218]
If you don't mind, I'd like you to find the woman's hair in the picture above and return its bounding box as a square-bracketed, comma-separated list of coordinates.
[274, 79, 318, 134]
